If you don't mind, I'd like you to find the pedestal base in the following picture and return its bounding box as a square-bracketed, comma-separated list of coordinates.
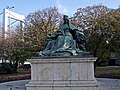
[26, 57, 100, 90]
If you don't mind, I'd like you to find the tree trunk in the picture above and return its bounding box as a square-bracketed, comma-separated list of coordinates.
[14, 59, 19, 73]
[93, 35, 104, 71]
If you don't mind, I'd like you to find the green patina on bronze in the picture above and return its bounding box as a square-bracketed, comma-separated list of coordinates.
[38, 15, 87, 57]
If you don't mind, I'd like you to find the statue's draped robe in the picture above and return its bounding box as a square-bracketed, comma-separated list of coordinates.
[38, 15, 87, 57]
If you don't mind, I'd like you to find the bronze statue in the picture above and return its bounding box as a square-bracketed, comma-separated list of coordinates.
[38, 15, 87, 57]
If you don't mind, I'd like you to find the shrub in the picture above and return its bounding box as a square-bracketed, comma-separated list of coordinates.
[18, 64, 31, 70]
[0, 63, 15, 74]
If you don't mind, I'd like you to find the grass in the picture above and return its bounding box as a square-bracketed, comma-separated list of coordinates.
[17, 68, 31, 74]
[95, 66, 120, 79]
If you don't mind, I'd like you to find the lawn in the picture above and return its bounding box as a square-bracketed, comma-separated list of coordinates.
[95, 66, 120, 79]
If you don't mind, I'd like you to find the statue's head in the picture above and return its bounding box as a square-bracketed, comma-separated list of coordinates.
[63, 15, 68, 19]
[63, 15, 69, 24]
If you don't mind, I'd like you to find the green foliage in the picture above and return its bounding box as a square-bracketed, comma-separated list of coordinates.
[0, 7, 62, 73]
[18, 64, 31, 71]
[1, 5, 120, 71]
[110, 34, 120, 54]
[0, 63, 15, 74]
[73, 4, 120, 66]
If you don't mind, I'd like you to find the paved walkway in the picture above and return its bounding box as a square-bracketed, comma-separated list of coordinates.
[98, 78, 120, 90]
[0, 78, 120, 90]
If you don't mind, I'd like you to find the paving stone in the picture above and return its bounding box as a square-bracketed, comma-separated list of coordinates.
[0, 78, 120, 90]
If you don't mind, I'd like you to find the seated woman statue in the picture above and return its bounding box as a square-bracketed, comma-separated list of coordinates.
[38, 15, 86, 57]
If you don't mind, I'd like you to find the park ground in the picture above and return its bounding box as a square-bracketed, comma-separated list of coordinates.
[0, 66, 120, 90]
[1, 78, 120, 90]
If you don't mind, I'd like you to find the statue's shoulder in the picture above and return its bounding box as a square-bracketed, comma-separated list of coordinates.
[69, 23, 77, 30]
[59, 24, 69, 30]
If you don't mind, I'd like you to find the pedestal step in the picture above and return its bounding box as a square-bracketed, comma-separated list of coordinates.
[26, 80, 100, 90]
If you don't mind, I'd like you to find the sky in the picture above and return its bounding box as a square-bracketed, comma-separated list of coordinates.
[0, 0, 120, 18]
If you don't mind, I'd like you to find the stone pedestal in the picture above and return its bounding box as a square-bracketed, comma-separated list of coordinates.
[26, 57, 100, 90]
